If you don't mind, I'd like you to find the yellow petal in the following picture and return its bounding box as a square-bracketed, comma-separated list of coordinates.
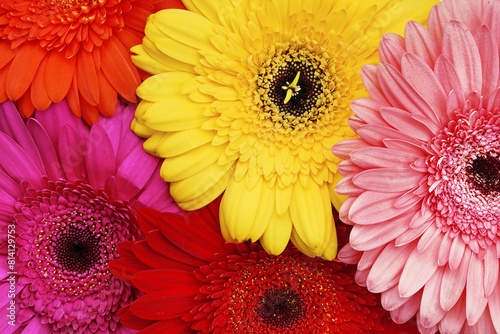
[330, 172, 348, 212]
[170, 162, 232, 210]
[160, 143, 224, 182]
[220, 176, 274, 242]
[140, 96, 207, 131]
[156, 129, 215, 157]
[137, 72, 197, 102]
[275, 184, 292, 216]
[260, 210, 293, 255]
[289, 178, 329, 250]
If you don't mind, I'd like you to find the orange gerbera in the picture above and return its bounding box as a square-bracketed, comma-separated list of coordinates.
[0, 0, 184, 124]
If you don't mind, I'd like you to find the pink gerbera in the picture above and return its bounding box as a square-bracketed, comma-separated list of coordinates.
[332, 0, 500, 333]
[0, 100, 178, 333]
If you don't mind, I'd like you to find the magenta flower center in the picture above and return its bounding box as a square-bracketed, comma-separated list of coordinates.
[52, 226, 101, 275]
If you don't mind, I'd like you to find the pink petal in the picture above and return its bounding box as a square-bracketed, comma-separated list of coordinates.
[331, 138, 369, 160]
[445, 0, 482, 33]
[449, 236, 466, 270]
[419, 266, 446, 328]
[378, 35, 406, 70]
[357, 245, 384, 271]
[439, 250, 472, 311]
[383, 138, 427, 156]
[442, 20, 482, 96]
[437, 232, 453, 266]
[350, 213, 411, 251]
[428, 3, 452, 45]
[336, 159, 364, 175]
[366, 241, 415, 293]
[483, 246, 499, 297]
[26, 119, 64, 180]
[337, 243, 362, 264]
[380, 107, 435, 142]
[396, 218, 433, 246]
[356, 124, 414, 147]
[352, 167, 423, 192]
[381, 285, 410, 311]
[360, 65, 390, 104]
[404, 20, 441, 67]
[466, 254, 488, 325]
[350, 147, 420, 169]
[377, 63, 436, 120]
[474, 25, 499, 100]
[462, 308, 496, 334]
[335, 174, 364, 196]
[401, 53, 447, 121]
[435, 55, 465, 106]
[399, 237, 441, 298]
[85, 123, 117, 190]
[350, 98, 390, 126]
[416, 224, 442, 253]
[488, 283, 500, 332]
[487, 88, 500, 113]
[390, 290, 423, 324]
[439, 293, 467, 334]
[481, 0, 500, 58]
[349, 191, 416, 225]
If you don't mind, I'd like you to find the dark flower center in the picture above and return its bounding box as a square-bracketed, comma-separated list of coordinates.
[256, 288, 305, 329]
[268, 61, 324, 117]
[466, 154, 500, 195]
[52, 226, 101, 274]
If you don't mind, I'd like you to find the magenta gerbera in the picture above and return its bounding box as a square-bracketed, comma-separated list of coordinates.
[332, 0, 500, 333]
[0, 100, 179, 333]
[109, 203, 408, 334]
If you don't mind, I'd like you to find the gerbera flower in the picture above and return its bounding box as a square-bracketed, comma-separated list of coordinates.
[130, 0, 438, 260]
[0, 0, 185, 124]
[0, 100, 179, 333]
[332, 0, 500, 332]
[109, 203, 416, 334]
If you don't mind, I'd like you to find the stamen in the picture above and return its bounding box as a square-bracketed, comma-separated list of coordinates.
[282, 71, 301, 104]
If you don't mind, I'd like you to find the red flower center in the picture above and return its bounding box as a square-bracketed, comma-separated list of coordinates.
[256, 288, 305, 329]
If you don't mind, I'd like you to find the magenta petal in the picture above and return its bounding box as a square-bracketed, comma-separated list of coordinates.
[132, 165, 179, 212]
[115, 142, 159, 200]
[442, 20, 482, 96]
[404, 20, 441, 67]
[58, 124, 86, 182]
[474, 25, 499, 100]
[0, 170, 21, 200]
[0, 101, 45, 174]
[0, 132, 43, 188]
[26, 119, 64, 180]
[85, 123, 116, 190]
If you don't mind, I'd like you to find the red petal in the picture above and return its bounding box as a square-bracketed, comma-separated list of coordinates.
[100, 36, 140, 102]
[132, 240, 196, 272]
[138, 319, 192, 334]
[147, 229, 207, 267]
[133, 269, 200, 294]
[109, 257, 151, 284]
[131, 291, 196, 320]
[119, 306, 156, 330]
[137, 209, 162, 233]
[6, 42, 47, 100]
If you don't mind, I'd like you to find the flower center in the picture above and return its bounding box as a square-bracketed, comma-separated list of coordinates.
[256, 288, 305, 329]
[427, 108, 500, 252]
[246, 40, 338, 131]
[52, 226, 101, 274]
[466, 154, 500, 195]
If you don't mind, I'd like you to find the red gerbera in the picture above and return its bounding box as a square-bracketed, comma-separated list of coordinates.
[110, 201, 417, 333]
[0, 0, 185, 124]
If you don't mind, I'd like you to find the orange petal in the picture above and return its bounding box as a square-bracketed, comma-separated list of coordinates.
[6, 42, 47, 100]
[81, 97, 99, 125]
[76, 50, 99, 105]
[66, 76, 82, 118]
[96, 70, 117, 117]
[0, 42, 16, 68]
[0, 64, 9, 102]
[17, 89, 35, 118]
[100, 36, 140, 102]
[45, 50, 76, 103]
[31, 56, 52, 110]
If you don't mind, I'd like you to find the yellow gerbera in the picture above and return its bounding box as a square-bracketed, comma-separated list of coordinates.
[131, 0, 438, 259]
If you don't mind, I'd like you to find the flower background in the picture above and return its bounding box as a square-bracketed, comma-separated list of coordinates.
[0, 0, 498, 333]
